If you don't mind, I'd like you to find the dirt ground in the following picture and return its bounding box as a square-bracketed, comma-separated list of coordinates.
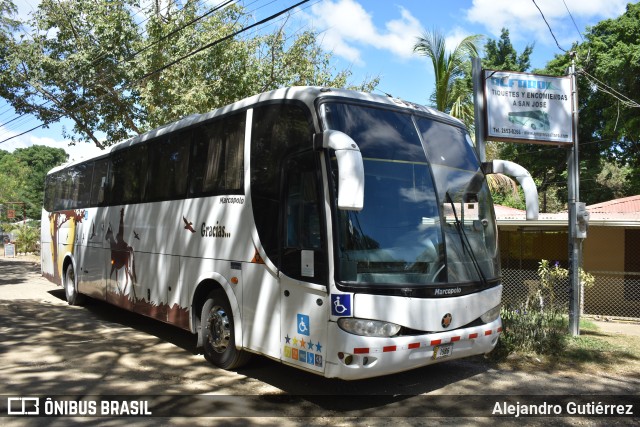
[0, 254, 639, 426]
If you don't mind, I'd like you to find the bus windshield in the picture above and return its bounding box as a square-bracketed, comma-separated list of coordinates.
[322, 102, 498, 288]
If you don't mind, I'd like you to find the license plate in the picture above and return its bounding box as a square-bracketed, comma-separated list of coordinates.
[432, 343, 453, 360]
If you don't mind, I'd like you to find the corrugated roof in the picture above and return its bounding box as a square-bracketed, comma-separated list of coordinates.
[587, 195, 640, 214]
[494, 195, 640, 227]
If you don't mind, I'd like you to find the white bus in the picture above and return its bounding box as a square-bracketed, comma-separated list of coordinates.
[41, 86, 536, 380]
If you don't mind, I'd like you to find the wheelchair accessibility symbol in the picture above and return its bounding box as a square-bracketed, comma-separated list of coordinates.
[331, 294, 352, 316]
[297, 314, 310, 336]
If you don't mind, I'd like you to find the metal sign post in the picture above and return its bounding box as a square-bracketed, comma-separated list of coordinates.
[472, 58, 486, 162]
[567, 55, 585, 336]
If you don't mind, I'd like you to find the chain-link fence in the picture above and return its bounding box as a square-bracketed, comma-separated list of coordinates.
[502, 268, 640, 320]
[499, 229, 640, 321]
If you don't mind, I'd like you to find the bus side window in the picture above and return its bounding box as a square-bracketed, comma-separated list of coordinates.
[44, 174, 56, 211]
[147, 133, 190, 202]
[76, 162, 94, 208]
[189, 113, 245, 197]
[110, 145, 148, 205]
[90, 158, 110, 206]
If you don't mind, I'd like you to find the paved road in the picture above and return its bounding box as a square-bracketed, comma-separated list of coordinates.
[0, 256, 638, 426]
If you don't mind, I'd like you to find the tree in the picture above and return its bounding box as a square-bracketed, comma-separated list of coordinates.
[483, 28, 533, 72]
[0, 0, 144, 147]
[0, 146, 67, 218]
[518, 3, 640, 207]
[1, 1, 377, 147]
[413, 29, 482, 118]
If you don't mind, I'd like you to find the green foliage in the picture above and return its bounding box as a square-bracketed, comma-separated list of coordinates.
[5, 223, 40, 254]
[1, 0, 378, 146]
[491, 184, 525, 210]
[490, 259, 595, 361]
[0, 0, 144, 147]
[0, 146, 67, 219]
[413, 28, 482, 118]
[538, 259, 595, 295]
[490, 302, 568, 361]
[483, 28, 533, 72]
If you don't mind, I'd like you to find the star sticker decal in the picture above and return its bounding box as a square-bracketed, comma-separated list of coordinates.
[300, 338, 306, 348]
[292, 337, 298, 347]
[307, 340, 314, 350]
[315, 342, 322, 352]
[285, 334, 291, 344]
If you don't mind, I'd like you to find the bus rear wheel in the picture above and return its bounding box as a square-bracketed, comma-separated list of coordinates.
[64, 263, 85, 306]
[202, 291, 250, 370]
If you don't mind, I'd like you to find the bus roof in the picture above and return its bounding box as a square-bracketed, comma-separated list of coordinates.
[47, 86, 464, 174]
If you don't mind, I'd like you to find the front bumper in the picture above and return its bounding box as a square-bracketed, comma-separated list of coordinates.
[324, 317, 502, 380]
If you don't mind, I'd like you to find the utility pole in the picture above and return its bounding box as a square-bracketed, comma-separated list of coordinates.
[472, 57, 486, 162]
[567, 53, 588, 336]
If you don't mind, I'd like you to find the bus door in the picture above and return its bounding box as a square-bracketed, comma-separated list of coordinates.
[279, 152, 329, 373]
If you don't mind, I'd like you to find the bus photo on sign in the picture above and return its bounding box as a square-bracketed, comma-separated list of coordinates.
[484, 70, 573, 145]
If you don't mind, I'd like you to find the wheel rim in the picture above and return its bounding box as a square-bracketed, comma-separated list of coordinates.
[207, 306, 231, 353]
[65, 268, 75, 298]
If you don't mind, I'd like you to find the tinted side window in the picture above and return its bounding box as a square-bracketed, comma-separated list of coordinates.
[44, 174, 56, 211]
[147, 133, 190, 201]
[91, 158, 110, 206]
[190, 113, 245, 196]
[250, 103, 314, 263]
[75, 162, 94, 208]
[59, 169, 74, 210]
[110, 145, 148, 205]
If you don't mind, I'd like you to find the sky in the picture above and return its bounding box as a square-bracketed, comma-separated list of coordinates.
[0, 0, 636, 162]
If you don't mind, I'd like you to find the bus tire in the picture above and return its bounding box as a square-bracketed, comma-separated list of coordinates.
[202, 291, 251, 370]
[64, 263, 85, 306]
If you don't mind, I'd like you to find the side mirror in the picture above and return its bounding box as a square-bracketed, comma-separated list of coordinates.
[315, 130, 364, 211]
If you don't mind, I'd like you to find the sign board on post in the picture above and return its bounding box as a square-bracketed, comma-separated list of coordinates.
[4, 243, 15, 258]
[484, 70, 573, 145]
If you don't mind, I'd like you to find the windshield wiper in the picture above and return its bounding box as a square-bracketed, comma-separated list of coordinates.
[445, 192, 488, 287]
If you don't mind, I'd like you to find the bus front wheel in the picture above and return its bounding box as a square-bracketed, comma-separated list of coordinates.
[201, 291, 250, 370]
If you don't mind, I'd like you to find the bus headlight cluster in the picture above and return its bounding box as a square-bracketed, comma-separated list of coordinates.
[480, 304, 501, 323]
[338, 318, 401, 337]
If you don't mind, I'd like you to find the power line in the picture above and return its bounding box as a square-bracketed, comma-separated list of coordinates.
[531, 0, 568, 53]
[0, 0, 238, 131]
[562, 0, 584, 42]
[578, 69, 640, 108]
[0, 0, 262, 141]
[139, 0, 311, 81]
[0, 0, 313, 145]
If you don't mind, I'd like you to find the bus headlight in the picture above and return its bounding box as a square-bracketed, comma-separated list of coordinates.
[338, 318, 401, 337]
[480, 304, 501, 323]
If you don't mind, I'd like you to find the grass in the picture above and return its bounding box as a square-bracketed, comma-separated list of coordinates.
[493, 317, 640, 376]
